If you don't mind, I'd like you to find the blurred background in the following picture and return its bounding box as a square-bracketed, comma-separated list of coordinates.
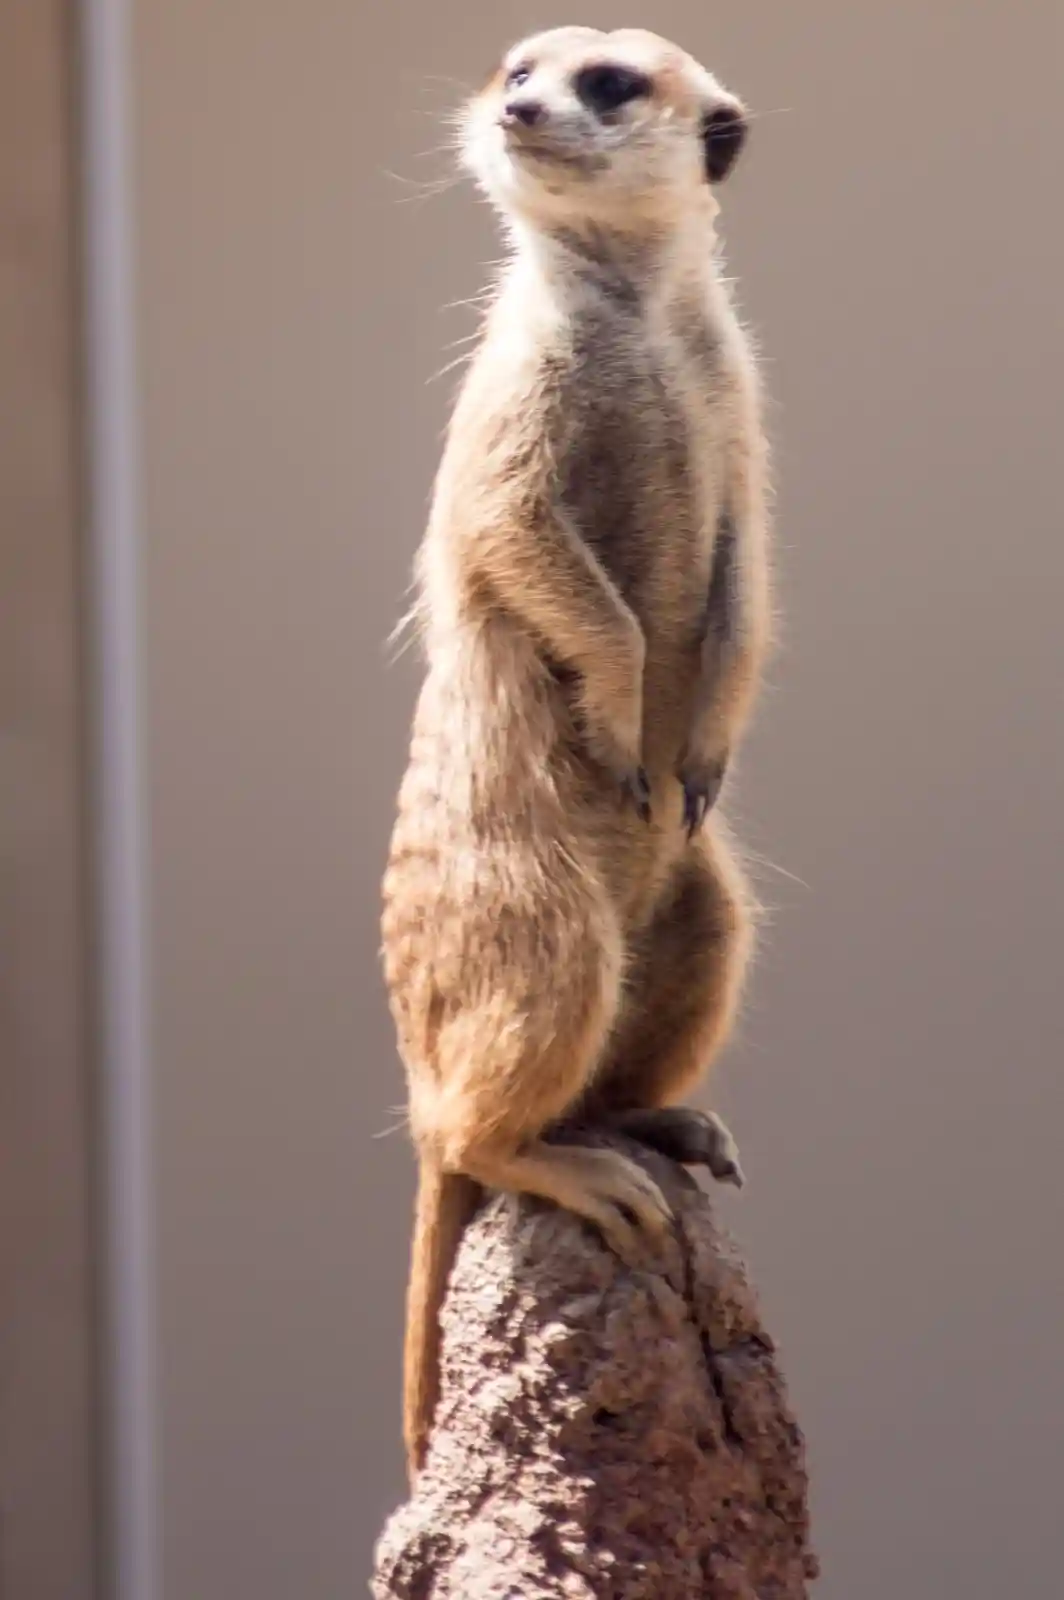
[2, 1, 1062, 1596]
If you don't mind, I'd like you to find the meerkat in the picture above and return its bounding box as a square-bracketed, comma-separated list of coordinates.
[381, 26, 772, 1481]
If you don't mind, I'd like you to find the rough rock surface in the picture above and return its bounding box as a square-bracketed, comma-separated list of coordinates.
[372, 1133, 817, 1598]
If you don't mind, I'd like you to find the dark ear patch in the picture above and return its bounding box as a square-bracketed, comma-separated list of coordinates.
[702, 105, 747, 183]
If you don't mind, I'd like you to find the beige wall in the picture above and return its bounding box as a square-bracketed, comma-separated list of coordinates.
[133, 2, 1063, 1596]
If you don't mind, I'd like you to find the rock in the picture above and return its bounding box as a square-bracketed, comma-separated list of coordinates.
[372, 1134, 817, 1599]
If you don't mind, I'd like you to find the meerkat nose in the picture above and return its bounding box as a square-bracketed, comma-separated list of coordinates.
[501, 98, 545, 129]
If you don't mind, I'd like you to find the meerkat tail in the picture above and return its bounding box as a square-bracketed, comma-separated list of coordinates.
[402, 1157, 481, 1481]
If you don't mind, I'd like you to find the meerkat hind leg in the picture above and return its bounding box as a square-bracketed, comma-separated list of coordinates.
[587, 836, 752, 1187]
[459, 1139, 672, 1265]
[606, 1106, 744, 1187]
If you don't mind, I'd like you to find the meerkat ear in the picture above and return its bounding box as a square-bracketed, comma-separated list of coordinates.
[701, 103, 748, 184]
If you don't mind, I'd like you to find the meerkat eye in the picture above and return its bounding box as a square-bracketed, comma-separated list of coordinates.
[504, 63, 532, 91]
[574, 64, 651, 116]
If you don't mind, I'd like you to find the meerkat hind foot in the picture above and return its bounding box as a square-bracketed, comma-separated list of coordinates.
[466, 1141, 672, 1266]
[607, 1107, 745, 1188]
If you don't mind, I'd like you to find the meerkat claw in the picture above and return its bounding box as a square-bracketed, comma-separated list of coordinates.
[679, 758, 726, 836]
[715, 1150, 745, 1188]
[622, 765, 652, 822]
[682, 783, 709, 836]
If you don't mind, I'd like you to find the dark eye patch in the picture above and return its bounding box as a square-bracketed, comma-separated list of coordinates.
[574, 63, 652, 116]
[504, 63, 532, 90]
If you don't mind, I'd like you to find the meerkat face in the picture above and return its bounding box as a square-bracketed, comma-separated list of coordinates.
[462, 27, 748, 231]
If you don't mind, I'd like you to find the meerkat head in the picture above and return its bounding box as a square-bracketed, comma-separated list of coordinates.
[462, 27, 748, 234]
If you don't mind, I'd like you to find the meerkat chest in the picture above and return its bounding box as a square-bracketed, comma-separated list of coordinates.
[557, 304, 729, 620]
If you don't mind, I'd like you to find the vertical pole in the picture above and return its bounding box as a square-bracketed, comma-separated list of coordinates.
[78, 3, 160, 1596]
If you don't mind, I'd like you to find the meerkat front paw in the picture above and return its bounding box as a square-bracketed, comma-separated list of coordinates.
[609, 1107, 745, 1188]
[576, 684, 651, 821]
